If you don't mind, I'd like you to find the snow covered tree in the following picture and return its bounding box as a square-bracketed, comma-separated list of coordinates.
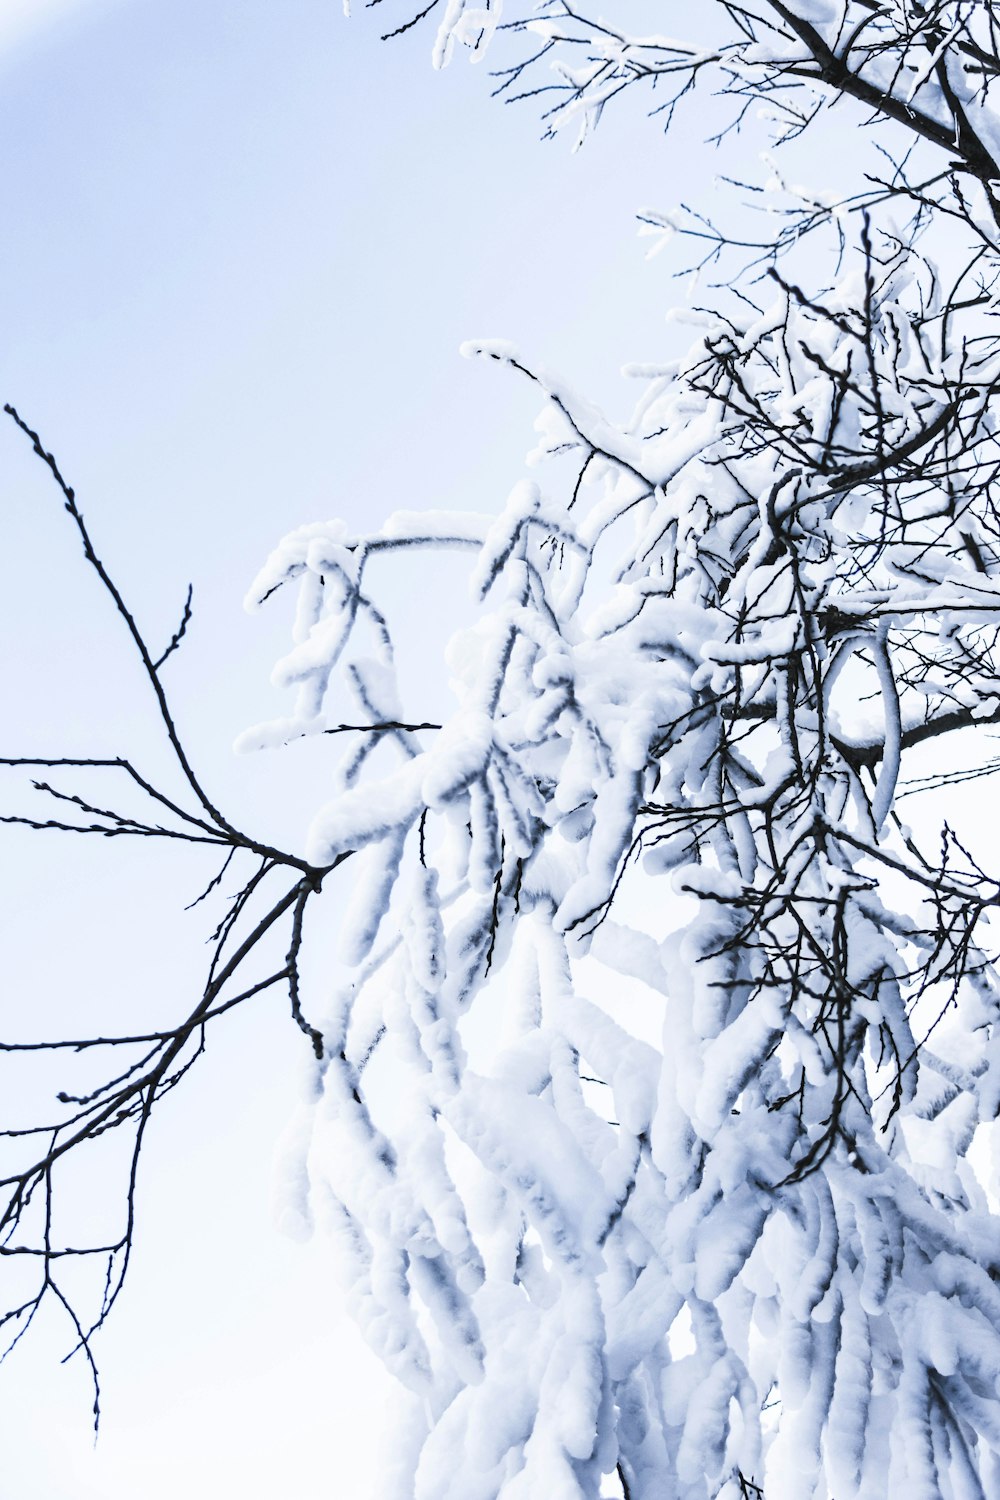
[8, 1, 1000, 1496]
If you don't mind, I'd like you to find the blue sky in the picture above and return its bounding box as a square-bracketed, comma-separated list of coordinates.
[0, 5, 989, 1497]
[0, 3, 726, 1494]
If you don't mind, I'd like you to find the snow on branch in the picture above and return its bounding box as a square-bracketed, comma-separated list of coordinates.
[228, 8, 1000, 1493]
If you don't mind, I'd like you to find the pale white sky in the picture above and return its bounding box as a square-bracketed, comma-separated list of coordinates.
[0, 3, 946, 1497]
[0, 0, 95, 52]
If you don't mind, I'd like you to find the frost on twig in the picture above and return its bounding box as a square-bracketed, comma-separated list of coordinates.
[246, 230, 1000, 1500]
[234, 7, 1000, 1494]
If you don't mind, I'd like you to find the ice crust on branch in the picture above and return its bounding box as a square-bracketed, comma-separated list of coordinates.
[242, 3, 1000, 1496]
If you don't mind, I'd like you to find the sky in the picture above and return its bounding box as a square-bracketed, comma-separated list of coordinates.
[0, 5, 996, 1497]
[0, 2, 729, 1496]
